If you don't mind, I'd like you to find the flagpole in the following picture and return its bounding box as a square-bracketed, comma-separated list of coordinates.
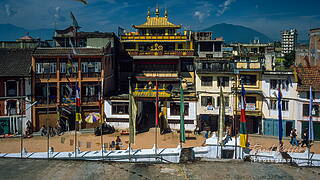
[308, 86, 314, 166]
[179, 76, 186, 148]
[155, 77, 159, 158]
[128, 77, 132, 161]
[101, 78, 104, 160]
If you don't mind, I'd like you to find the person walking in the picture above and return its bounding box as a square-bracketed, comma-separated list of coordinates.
[290, 128, 298, 146]
[301, 128, 309, 147]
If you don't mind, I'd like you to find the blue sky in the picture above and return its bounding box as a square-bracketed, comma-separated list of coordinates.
[1, 0, 320, 40]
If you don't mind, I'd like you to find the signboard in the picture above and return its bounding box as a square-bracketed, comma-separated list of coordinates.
[133, 89, 171, 98]
[238, 103, 256, 111]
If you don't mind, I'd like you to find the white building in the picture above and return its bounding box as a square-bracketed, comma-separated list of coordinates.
[261, 71, 299, 137]
[281, 29, 298, 55]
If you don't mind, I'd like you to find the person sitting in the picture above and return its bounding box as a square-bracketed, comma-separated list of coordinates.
[115, 136, 122, 150]
[40, 125, 47, 136]
[109, 141, 116, 150]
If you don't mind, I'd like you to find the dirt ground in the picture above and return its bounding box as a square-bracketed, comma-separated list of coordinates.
[0, 158, 319, 180]
[0, 129, 319, 154]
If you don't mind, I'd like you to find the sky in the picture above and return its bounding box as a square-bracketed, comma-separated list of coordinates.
[0, 0, 320, 40]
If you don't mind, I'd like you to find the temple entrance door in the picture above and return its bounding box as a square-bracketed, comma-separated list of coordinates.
[137, 101, 156, 132]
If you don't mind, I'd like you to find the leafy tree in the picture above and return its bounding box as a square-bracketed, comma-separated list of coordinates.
[283, 51, 295, 68]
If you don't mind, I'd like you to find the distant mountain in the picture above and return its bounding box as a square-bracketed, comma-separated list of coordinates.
[0, 24, 53, 41]
[202, 23, 272, 43]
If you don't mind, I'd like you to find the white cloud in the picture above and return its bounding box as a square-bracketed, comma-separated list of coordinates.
[4, 4, 17, 17]
[216, 0, 236, 16]
[193, 1, 213, 22]
[54, 6, 66, 22]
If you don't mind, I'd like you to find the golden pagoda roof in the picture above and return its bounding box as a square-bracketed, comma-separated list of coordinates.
[133, 16, 181, 29]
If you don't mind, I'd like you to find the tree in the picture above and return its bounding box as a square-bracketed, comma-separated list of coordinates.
[283, 51, 295, 68]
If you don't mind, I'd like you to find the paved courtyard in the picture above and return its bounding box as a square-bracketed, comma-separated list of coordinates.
[0, 129, 319, 154]
[0, 158, 319, 180]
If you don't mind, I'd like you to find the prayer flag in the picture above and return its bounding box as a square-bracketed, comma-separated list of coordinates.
[180, 79, 186, 143]
[278, 87, 283, 142]
[239, 84, 248, 148]
[75, 82, 81, 122]
[309, 86, 314, 141]
[218, 87, 225, 144]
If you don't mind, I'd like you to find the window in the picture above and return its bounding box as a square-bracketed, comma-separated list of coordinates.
[178, 43, 183, 49]
[201, 76, 212, 86]
[81, 62, 101, 73]
[303, 104, 319, 117]
[202, 62, 211, 70]
[246, 96, 256, 104]
[35, 62, 56, 74]
[306, 91, 316, 100]
[270, 79, 278, 89]
[241, 75, 257, 86]
[282, 100, 289, 111]
[270, 79, 290, 90]
[60, 62, 66, 73]
[170, 102, 189, 116]
[270, 99, 277, 110]
[6, 100, 17, 115]
[112, 102, 129, 115]
[214, 42, 222, 52]
[217, 76, 229, 87]
[6, 81, 17, 97]
[181, 60, 194, 72]
[217, 96, 229, 107]
[201, 96, 214, 107]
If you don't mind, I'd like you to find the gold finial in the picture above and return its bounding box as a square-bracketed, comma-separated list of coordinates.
[155, 6, 159, 17]
[165, 8, 168, 18]
[147, 8, 150, 18]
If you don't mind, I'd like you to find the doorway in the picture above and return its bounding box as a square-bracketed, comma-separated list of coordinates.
[137, 101, 156, 132]
[285, 121, 293, 137]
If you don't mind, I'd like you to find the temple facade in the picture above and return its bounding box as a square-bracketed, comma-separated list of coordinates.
[106, 8, 197, 131]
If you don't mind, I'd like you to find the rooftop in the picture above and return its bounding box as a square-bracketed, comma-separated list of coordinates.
[295, 66, 320, 91]
[0, 48, 34, 77]
[133, 8, 181, 29]
[32, 47, 105, 56]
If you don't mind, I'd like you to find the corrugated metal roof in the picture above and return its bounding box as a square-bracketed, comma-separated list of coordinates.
[32, 48, 104, 56]
[0, 48, 33, 77]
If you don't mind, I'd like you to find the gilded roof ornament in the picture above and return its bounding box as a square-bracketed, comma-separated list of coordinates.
[147, 8, 150, 18]
[155, 6, 159, 17]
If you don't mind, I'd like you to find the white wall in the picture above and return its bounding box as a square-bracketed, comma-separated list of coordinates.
[195, 73, 234, 116]
[104, 100, 129, 119]
[261, 74, 298, 121]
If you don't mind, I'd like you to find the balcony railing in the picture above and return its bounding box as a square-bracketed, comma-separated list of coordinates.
[60, 73, 78, 79]
[121, 35, 189, 41]
[81, 72, 101, 78]
[234, 60, 263, 70]
[127, 50, 194, 56]
[82, 96, 99, 103]
[35, 73, 57, 79]
[135, 71, 179, 78]
[196, 62, 234, 73]
[35, 96, 57, 105]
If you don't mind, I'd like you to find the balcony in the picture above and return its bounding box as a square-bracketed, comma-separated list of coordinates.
[35, 96, 57, 105]
[135, 71, 179, 80]
[121, 35, 189, 42]
[127, 50, 194, 56]
[82, 96, 100, 104]
[196, 61, 234, 73]
[234, 60, 263, 71]
[81, 72, 101, 78]
[35, 73, 57, 79]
